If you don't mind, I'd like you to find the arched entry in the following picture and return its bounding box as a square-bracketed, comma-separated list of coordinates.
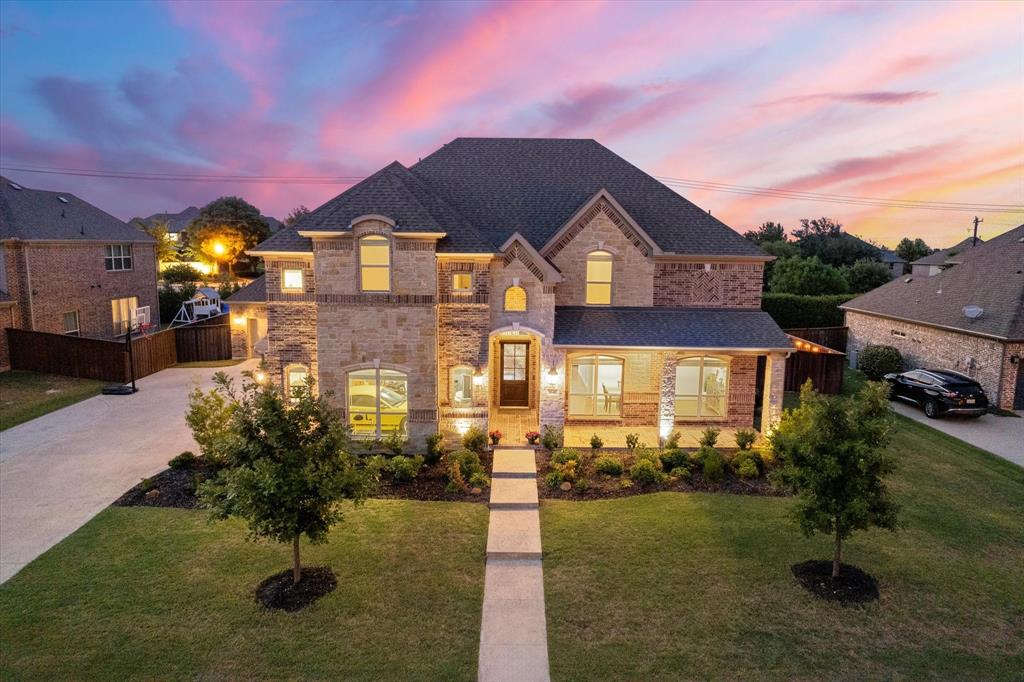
[488, 326, 544, 441]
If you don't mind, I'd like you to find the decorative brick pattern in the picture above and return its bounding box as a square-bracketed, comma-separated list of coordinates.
[654, 261, 763, 308]
[545, 199, 652, 260]
[502, 242, 549, 283]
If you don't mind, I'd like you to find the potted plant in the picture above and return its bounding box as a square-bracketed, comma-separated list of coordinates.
[489, 430, 503, 446]
[525, 430, 540, 445]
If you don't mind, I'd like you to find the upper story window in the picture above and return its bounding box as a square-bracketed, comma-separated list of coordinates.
[675, 356, 729, 419]
[359, 235, 390, 292]
[282, 268, 304, 291]
[568, 354, 623, 417]
[104, 244, 133, 271]
[452, 272, 473, 292]
[585, 250, 613, 305]
[504, 285, 527, 312]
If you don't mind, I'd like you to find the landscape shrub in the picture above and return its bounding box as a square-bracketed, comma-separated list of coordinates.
[383, 431, 407, 456]
[551, 458, 578, 482]
[389, 455, 425, 482]
[445, 459, 467, 492]
[663, 430, 681, 449]
[541, 424, 562, 450]
[424, 433, 445, 465]
[574, 477, 590, 492]
[857, 344, 903, 380]
[168, 451, 198, 470]
[737, 458, 759, 479]
[551, 448, 582, 466]
[589, 433, 604, 450]
[595, 455, 623, 476]
[659, 448, 688, 470]
[161, 263, 203, 284]
[461, 426, 488, 454]
[448, 448, 485, 481]
[625, 433, 640, 450]
[702, 448, 726, 483]
[467, 472, 490, 488]
[699, 427, 720, 448]
[634, 448, 662, 465]
[629, 458, 666, 486]
[732, 449, 764, 476]
[670, 465, 691, 481]
[545, 471, 565, 488]
[761, 293, 855, 329]
[734, 428, 757, 451]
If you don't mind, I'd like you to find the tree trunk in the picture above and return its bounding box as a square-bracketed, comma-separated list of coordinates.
[832, 533, 842, 579]
[292, 535, 302, 585]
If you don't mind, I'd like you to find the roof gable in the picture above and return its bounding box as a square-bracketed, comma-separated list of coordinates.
[499, 232, 563, 283]
[540, 188, 661, 259]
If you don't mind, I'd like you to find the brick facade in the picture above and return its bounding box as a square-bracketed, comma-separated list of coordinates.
[228, 301, 268, 358]
[997, 343, 1024, 410]
[846, 310, 1016, 408]
[0, 302, 15, 370]
[654, 261, 763, 308]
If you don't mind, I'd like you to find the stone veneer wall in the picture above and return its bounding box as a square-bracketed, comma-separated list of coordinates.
[846, 310, 1009, 406]
[437, 259, 491, 436]
[653, 261, 763, 308]
[998, 343, 1024, 410]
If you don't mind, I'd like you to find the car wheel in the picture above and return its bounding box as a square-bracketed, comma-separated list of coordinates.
[923, 399, 940, 418]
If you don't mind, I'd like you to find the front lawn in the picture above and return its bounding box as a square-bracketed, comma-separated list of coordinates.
[0, 500, 487, 680]
[541, 416, 1024, 680]
[0, 370, 104, 430]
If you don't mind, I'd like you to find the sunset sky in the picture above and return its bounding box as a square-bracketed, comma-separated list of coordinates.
[1, 0, 1021, 247]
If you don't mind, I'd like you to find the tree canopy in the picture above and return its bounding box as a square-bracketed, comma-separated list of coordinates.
[184, 197, 270, 274]
[792, 217, 881, 267]
[284, 205, 311, 227]
[894, 237, 933, 263]
[771, 381, 900, 578]
[845, 259, 892, 293]
[742, 221, 786, 245]
[769, 256, 849, 295]
[132, 218, 178, 264]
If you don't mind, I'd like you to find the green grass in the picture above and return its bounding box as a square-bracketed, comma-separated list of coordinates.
[541, 416, 1024, 680]
[173, 358, 245, 368]
[0, 371, 104, 430]
[0, 500, 488, 680]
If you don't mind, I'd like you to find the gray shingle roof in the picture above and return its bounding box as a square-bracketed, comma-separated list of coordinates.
[226, 274, 266, 303]
[911, 237, 983, 266]
[1, 176, 154, 243]
[138, 206, 200, 234]
[842, 225, 1024, 340]
[249, 226, 311, 253]
[553, 306, 793, 350]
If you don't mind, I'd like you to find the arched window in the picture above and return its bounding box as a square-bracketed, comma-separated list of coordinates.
[504, 285, 527, 311]
[450, 365, 474, 407]
[285, 364, 308, 401]
[568, 354, 623, 416]
[348, 367, 408, 437]
[675, 356, 729, 419]
[586, 250, 613, 305]
[359, 235, 390, 292]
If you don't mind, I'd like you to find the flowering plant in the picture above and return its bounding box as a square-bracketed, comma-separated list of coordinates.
[525, 431, 541, 445]
[489, 430, 502, 445]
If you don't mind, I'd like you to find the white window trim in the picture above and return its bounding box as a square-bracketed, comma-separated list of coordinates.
[567, 354, 624, 418]
[585, 250, 613, 306]
[104, 244, 134, 272]
[347, 366, 408, 439]
[674, 355, 730, 421]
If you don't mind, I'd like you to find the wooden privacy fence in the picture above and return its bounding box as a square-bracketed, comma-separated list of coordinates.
[782, 326, 848, 353]
[784, 333, 846, 394]
[6, 319, 232, 383]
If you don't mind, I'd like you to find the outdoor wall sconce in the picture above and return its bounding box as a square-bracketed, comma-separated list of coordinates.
[253, 370, 268, 384]
[232, 315, 245, 325]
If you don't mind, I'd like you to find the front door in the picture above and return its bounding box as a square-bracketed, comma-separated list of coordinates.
[500, 341, 529, 407]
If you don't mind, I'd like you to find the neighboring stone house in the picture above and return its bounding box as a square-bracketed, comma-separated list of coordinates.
[0, 176, 158, 369]
[247, 138, 792, 446]
[910, 236, 984, 276]
[879, 249, 906, 278]
[843, 224, 1024, 410]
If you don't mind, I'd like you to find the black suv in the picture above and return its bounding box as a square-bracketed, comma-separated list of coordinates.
[883, 369, 989, 418]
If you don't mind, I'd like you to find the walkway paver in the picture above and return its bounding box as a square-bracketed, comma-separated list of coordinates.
[478, 447, 550, 682]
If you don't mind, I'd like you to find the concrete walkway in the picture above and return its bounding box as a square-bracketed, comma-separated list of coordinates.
[0, 360, 257, 583]
[478, 448, 550, 682]
[892, 402, 1024, 468]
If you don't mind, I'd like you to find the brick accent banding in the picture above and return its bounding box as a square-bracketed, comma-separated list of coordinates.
[546, 199, 652, 259]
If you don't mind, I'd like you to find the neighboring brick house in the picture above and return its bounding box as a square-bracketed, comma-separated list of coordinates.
[0, 176, 158, 369]
[248, 138, 792, 446]
[843, 224, 1024, 410]
[910, 236, 984, 276]
[225, 274, 268, 359]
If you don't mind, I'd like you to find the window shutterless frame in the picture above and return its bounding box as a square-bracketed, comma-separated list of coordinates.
[104, 244, 133, 271]
[567, 354, 623, 417]
[674, 356, 729, 420]
[585, 250, 613, 305]
[347, 367, 408, 438]
[359, 235, 391, 292]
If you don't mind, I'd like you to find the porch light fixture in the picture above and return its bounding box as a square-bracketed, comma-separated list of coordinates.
[232, 315, 245, 325]
[455, 420, 471, 435]
[253, 370, 268, 384]
[473, 368, 486, 386]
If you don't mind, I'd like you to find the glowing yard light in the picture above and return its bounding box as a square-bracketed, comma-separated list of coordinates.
[232, 315, 245, 325]
[455, 420, 471, 435]
[212, 241, 226, 256]
[253, 370, 268, 384]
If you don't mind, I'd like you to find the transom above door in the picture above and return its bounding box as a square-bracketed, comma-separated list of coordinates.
[499, 341, 529, 407]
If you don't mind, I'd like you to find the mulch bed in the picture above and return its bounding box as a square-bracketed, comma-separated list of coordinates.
[535, 449, 785, 501]
[255, 566, 338, 611]
[792, 560, 880, 605]
[112, 459, 221, 509]
[373, 460, 489, 504]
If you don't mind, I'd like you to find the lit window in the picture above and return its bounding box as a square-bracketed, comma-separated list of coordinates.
[585, 250, 613, 305]
[360, 235, 390, 291]
[111, 296, 138, 336]
[568, 355, 623, 416]
[675, 356, 729, 419]
[286, 365, 308, 400]
[62, 311, 80, 336]
[504, 285, 527, 311]
[452, 272, 473, 292]
[104, 244, 133, 271]
[451, 366, 473, 406]
[282, 268, 304, 291]
[348, 367, 408, 438]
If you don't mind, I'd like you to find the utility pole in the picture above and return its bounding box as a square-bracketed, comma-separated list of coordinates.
[972, 216, 982, 247]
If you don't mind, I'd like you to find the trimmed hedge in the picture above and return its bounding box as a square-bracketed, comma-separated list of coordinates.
[761, 293, 855, 329]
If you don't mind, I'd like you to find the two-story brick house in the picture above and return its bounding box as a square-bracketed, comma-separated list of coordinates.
[0, 177, 158, 369]
[247, 139, 791, 446]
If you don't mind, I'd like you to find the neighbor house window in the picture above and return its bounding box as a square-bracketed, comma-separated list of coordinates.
[111, 296, 138, 336]
[62, 311, 80, 336]
[452, 272, 473, 292]
[568, 354, 623, 417]
[285, 365, 309, 400]
[347, 367, 408, 438]
[282, 268, 304, 291]
[585, 250, 613, 305]
[359, 235, 390, 292]
[450, 365, 474, 407]
[104, 244, 133, 271]
[675, 356, 729, 419]
[504, 285, 527, 311]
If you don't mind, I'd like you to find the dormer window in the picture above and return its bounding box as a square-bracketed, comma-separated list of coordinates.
[360, 235, 390, 292]
[586, 250, 613, 305]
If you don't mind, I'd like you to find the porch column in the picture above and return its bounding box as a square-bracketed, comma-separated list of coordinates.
[659, 353, 677, 443]
[539, 342, 565, 430]
[761, 352, 788, 431]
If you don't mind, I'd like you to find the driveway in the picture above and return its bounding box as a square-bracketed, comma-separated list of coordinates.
[891, 402, 1024, 467]
[0, 360, 257, 583]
